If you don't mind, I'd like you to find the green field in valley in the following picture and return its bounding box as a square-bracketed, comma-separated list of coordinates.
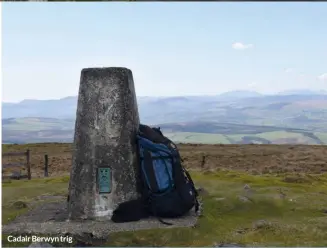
[2, 118, 327, 145]
[315, 132, 327, 144]
[165, 132, 231, 144]
[166, 131, 327, 145]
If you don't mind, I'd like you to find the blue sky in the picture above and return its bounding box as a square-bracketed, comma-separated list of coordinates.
[2, 2, 327, 102]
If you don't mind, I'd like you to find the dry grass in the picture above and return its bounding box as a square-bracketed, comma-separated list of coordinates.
[180, 144, 327, 174]
[2, 143, 327, 177]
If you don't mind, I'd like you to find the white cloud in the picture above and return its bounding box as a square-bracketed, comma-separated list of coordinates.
[248, 82, 257, 87]
[232, 42, 254, 50]
[284, 68, 295, 73]
[317, 73, 327, 81]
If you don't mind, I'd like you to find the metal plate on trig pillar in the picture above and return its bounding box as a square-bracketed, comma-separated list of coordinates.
[98, 168, 111, 194]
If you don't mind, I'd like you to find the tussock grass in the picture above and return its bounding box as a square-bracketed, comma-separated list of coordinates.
[2, 177, 69, 225]
[2, 172, 327, 247]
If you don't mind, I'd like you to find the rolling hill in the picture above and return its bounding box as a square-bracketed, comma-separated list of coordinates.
[2, 118, 327, 145]
[2, 90, 327, 144]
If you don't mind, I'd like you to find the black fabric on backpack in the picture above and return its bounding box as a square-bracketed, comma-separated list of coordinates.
[111, 198, 150, 223]
[137, 124, 199, 224]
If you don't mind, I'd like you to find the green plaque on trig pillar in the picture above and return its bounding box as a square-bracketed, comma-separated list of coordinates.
[98, 168, 111, 194]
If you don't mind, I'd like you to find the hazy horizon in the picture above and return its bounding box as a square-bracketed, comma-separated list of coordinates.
[3, 88, 327, 104]
[2, 3, 327, 102]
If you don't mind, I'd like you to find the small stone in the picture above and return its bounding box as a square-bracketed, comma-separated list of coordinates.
[238, 196, 251, 203]
[196, 187, 209, 196]
[196, 187, 203, 192]
[10, 171, 21, 179]
[196, 200, 204, 217]
[215, 197, 225, 201]
[215, 242, 245, 247]
[234, 228, 249, 234]
[243, 184, 251, 190]
[28, 242, 53, 247]
[12, 201, 28, 209]
[252, 219, 271, 229]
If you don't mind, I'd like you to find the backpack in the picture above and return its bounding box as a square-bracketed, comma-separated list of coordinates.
[136, 124, 199, 224]
[111, 198, 150, 223]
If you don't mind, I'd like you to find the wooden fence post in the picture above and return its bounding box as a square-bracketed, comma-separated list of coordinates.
[201, 155, 206, 169]
[44, 154, 49, 177]
[26, 149, 31, 180]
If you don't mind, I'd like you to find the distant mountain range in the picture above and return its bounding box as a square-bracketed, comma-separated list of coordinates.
[277, 89, 327, 96]
[2, 89, 327, 144]
[3, 89, 327, 120]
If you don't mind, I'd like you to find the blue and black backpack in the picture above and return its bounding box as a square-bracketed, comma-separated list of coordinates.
[111, 124, 199, 225]
[136, 124, 199, 224]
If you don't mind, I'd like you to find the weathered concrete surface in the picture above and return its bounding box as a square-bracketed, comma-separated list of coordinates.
[68, 67, 141, 220]
[2, 201, 198, 242]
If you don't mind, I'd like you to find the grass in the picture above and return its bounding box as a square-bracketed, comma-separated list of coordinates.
[106, 171, 327, 246]
[2, 171, 327, 247]
[2, 176, 69, 225]
[2, 177, 70, 247]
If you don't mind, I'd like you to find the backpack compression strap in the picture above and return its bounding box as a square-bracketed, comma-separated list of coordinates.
[142, 150, 174, 226]
[143, 150, 160, 192]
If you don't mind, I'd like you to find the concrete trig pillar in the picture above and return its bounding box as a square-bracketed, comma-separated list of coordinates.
[68, 67, 141, 221]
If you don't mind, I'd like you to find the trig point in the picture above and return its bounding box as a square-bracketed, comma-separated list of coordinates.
[2, 67, 197, 242]
[68, 67, 141, 220]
